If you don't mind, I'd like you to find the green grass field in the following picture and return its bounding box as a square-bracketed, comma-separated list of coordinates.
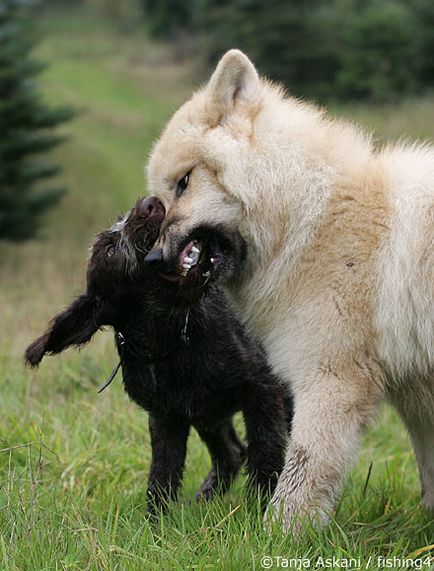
[0, 6, 433, 570]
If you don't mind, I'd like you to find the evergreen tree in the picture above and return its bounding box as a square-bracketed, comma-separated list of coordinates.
[141, 0, 194, 38]
[337, 0, 420, 100]
[412, 0, 434, 90]
[0, 0, 73, 241]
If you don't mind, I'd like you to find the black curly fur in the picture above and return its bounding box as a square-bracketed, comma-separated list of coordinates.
[25, 196, 292, 514]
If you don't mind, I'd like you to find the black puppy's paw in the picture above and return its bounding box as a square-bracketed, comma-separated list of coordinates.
[195, 470, 220, 501]
[145, 488, 172, 520]
[145, 503, 160, 522]
[195, 458, 244, 501]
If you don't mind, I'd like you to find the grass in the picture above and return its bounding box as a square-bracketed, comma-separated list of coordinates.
[1, 5, 433, 570]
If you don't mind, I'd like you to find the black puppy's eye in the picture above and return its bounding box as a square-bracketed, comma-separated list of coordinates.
[176, 171, 191, 198]
[106, 245, 116, 257]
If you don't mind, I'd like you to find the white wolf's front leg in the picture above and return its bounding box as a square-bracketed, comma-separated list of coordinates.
[266, 365, 381, 533]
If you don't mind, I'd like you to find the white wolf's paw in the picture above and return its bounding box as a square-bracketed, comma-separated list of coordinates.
[264, 496, 309, 536]
[263, 492, 331, 536]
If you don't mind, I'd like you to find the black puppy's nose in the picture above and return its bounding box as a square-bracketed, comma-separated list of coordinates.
[138, 196, 165, 218]
[145, 247, 164, 266]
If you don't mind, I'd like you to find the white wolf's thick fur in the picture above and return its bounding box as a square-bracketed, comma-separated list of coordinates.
[147, 50, 434, 531]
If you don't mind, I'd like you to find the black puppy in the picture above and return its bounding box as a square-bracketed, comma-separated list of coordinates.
[25, 196, 292, 513]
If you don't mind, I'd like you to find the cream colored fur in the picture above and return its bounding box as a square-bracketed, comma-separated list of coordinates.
[147, 50, 434, 532]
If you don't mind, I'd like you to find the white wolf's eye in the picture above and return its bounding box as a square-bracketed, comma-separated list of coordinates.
[176, 171, 191, 198]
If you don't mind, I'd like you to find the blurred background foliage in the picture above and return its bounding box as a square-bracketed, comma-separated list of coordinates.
[140, 0, 433, 102]
[41, 0, 434, 102]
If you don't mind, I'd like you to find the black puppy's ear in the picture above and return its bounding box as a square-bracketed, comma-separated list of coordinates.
[25, 293, 104, 368]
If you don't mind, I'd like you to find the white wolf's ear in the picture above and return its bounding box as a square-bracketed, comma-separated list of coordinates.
[207, 49, 260, 114]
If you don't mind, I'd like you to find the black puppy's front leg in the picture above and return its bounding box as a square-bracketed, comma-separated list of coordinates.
[243, 379, 290, 500]
[147, 414, 190, 514]
[195, 418, 246, 501]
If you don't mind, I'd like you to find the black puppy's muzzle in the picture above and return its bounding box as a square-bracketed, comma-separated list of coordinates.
[137, 196, 165, 220]
[142, 197, 168, 271]
[124, 196, 166, 265]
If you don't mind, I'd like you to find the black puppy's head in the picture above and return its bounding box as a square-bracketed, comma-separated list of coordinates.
[25, 196, 165, 367]
[87, 196, 165, 297]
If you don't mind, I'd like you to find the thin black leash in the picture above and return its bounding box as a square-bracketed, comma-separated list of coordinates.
[97, 310, 190, 394]
[97, 332, 126, 394]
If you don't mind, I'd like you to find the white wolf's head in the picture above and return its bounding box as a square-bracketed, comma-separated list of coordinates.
[145, 49, 329, 291]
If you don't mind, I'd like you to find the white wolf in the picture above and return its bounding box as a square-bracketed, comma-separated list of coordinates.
[145, 49, 434, 532]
